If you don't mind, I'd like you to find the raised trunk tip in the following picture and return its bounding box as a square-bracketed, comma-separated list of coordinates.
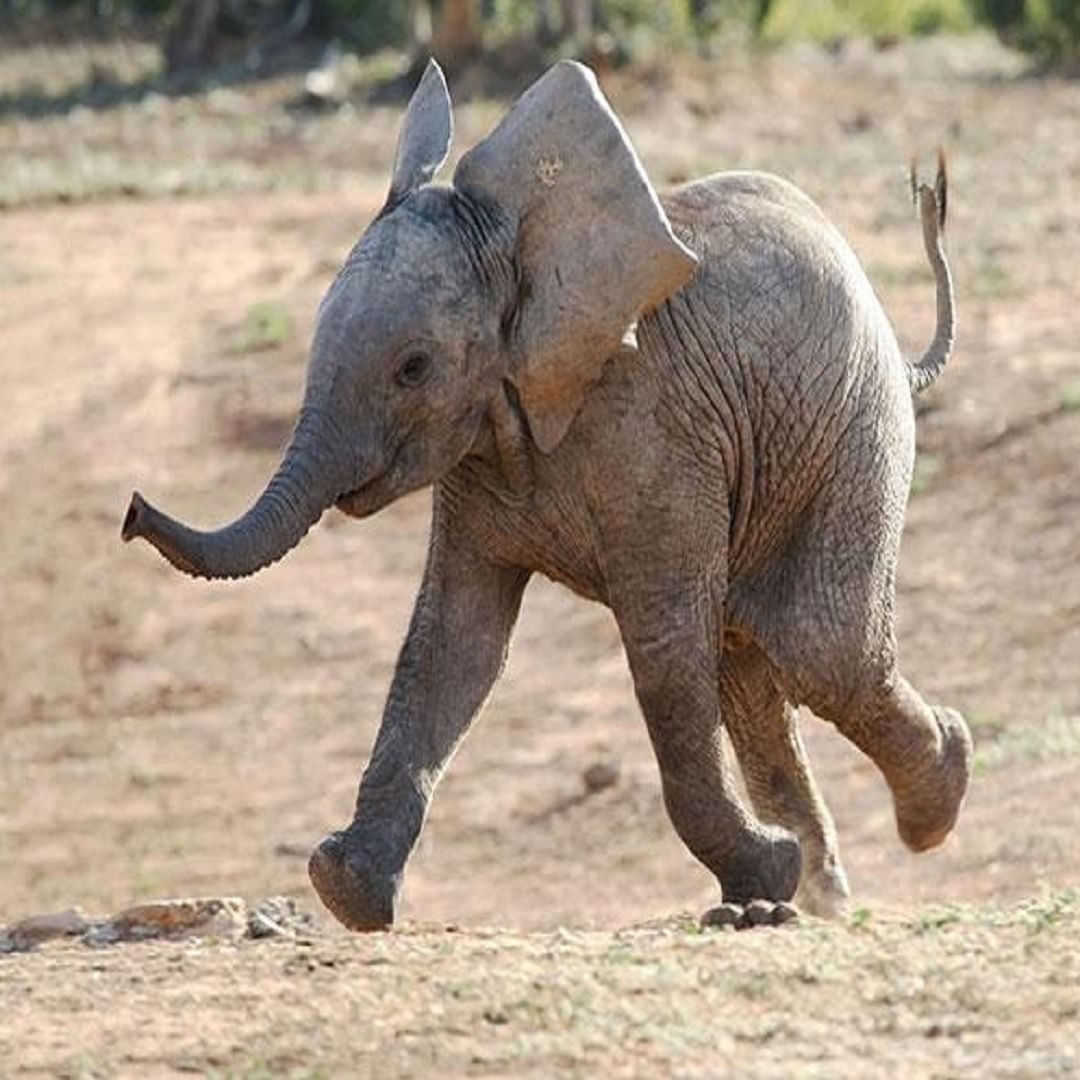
[121, 406, 347, 580]
[120, 489, 203, 577]
[121, 490, 148, 543]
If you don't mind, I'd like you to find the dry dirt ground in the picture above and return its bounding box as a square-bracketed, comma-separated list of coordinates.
[1, 33, 1079, 1077]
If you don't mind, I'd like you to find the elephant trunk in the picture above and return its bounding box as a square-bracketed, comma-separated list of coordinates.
[121, 406, 349, 581]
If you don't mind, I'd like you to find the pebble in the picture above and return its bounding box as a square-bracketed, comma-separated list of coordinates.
[699, 900, 800, 931]
[582, 760, 620, 794]
[1, 896, 322, 951]
[2, 908, 89, 951]
[742, 899, 776, 927]
[771, 901, 799, 926]
[247, 896, 317, 939]
[97, 897, 249, 943]
[700, 903, 742, 929]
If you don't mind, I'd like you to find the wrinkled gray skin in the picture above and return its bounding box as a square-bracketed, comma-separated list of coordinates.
[123, 60, 973, 928]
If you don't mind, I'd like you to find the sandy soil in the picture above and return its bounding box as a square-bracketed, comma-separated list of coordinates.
[3, 897, 1078, 1078]
[1, 33, 1079, 1077]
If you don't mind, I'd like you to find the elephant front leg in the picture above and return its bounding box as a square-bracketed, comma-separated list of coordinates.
[616, 584, 802, 911]
[309, 530, 528, 931]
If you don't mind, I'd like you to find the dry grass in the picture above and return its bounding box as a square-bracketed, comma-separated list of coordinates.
[2, 894, 1077, 1077]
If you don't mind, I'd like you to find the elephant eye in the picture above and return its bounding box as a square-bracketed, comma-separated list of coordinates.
[395, 352, 433, 388]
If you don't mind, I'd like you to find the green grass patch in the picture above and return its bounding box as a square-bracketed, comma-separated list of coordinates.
[966, 710, 1007, 742]
[970, 254, 1022, 300]
[1059, 381, 1080, 413]
[761, 0, 974, 42]
[869, 260, 935, 289]
[848, 905, 873, 930]
[974, 713, 1080, 773]
[910, 906, 962, 933]
[1018, 889, 1077, 934]
[910, 451, 942, 495]
[234, 300, 293, 354]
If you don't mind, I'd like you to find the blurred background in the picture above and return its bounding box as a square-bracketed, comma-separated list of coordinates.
[1, 0, 1078, 933]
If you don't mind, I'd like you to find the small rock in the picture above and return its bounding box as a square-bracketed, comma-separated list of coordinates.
[582, 760, 620, 794]
[771, 901, 799, 927]
[102, 897, 248, 943]
[273, 841, 310, 859]
[247, 896, 317, 940]
[741, 900, 775, 928]
[4, 908, 89, 950]
[700, 903, 742, 929]
[82, 923, 120, 948]
[303, 67, 343, 107]
[301, 45, 351, 109]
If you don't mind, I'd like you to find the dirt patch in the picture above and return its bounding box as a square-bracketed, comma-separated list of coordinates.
[2, 895, 1077, 1076]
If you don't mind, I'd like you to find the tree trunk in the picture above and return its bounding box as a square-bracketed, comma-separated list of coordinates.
[559, 0, 592, 45]
[408, 0, 434, 57]
[165, 0, 222, 74]
[432, 0, 481, 71]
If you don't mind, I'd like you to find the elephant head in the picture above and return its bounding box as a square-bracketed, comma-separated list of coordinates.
[122, 59, 697, 580]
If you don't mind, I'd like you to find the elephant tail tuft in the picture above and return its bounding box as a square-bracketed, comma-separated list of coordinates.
[906, 149, 954, 395]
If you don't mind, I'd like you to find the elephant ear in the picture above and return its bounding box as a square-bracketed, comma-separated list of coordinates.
[454, 61, 697, 453]
[387, 59, 453, 205]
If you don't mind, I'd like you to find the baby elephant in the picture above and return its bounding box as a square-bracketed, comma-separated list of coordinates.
[123, 60, 972, 927]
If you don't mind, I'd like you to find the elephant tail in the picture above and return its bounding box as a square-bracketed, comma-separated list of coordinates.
[906, 150, 954, 395]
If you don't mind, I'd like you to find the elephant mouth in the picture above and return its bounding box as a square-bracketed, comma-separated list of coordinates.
[335, 470, 396, 519]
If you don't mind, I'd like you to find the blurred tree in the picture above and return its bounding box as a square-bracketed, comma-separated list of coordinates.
[11, 0, 1053, 74]
[432, 0, 482, 67]
[407, 0, 432, 53]
[752, 0, 773, 35]
[969, 0, 1025, 31]
[559, 0, 593, 43]
[969, 0, 1080, 63]
[165, 0, 221, 70]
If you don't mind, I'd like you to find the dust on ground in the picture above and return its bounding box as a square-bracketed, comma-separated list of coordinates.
[4, 897, 1079, 1077]
[1, 32, 1079, 1077]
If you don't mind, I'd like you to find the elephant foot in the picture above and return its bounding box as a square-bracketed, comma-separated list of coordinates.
[701, 899, 799, 931]
[895, 706, 973, 853]
[794, 855, 851, 919]
[717, 827, 802, 906]
[308, 832, 398, 932]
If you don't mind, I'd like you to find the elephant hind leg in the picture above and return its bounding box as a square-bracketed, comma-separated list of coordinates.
[745, 459, 972, 855]
[769, 627, 973, 853]
[719, 643, 850, 918]
[821, 673, 972, 853]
